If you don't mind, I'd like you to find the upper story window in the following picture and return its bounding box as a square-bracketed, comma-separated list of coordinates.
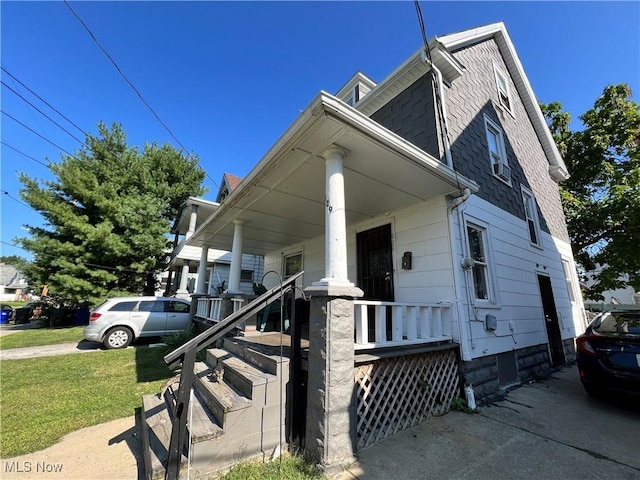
[561, 258, 577, 303]
[466, 222, 495, 303]
[484, 115, 511, 184]
[494, 66, 513, 113]
[521, 187, 541, 247]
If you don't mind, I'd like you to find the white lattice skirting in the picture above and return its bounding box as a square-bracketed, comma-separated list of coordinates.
[354, 348, 459, 450]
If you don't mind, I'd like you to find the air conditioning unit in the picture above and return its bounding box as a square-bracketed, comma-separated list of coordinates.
[493, 161, 511, 181]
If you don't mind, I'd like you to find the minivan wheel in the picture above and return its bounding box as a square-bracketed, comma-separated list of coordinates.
[104, 327, 133, 349]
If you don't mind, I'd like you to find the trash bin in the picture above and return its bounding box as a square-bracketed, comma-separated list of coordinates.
[0, 310, 10, 324]
[75, 308, 90, 326]
[14, 308, 30, 324]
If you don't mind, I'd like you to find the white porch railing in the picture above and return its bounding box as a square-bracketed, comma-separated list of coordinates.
[354, 301, 452, 350]
[195, 297, 246, 323]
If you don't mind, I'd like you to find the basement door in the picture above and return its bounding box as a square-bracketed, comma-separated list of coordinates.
[357, 224, 395, 302]
[537, 274, 565, 367]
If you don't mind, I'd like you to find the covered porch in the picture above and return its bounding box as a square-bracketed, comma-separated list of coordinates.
[180, 91, 477, 469]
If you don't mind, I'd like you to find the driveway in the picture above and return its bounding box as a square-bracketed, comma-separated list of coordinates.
[344, 365, 640, 480]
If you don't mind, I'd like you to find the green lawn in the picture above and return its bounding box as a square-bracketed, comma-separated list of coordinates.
[0, 346, 173, 457]
[219, 454, 325, 480]
[0, 326, 85, 349]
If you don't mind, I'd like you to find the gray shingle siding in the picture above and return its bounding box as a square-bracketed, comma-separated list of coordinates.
[368, 37, 570, 244]
[370, 75, 443, 161]
[445, 39, 570, 243]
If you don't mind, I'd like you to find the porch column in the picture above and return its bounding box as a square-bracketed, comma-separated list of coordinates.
[186, 204, 198, 239]
[195, 247, 209, 295]
[303, 284, 363, 473]
[315, 146, 353, 287]
[176, 262, 190, 298]
[227, 220, 245, 294]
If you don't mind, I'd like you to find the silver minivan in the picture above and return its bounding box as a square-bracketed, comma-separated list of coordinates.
[83, 296, 191, 349]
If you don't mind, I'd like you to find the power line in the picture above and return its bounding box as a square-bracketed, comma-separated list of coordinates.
[1, 110, 78, 159]
[1, 66, 88, 137]
[1, 141, 49, 167]
[3, 191, 30, 209]
[1, 80, 87, 146]
[62, 2, 219, 190]
[64, 0, 189, 154]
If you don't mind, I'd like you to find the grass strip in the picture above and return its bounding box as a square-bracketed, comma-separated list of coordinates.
[0, 326, 84, 349]
[0, 346, 173, 457]
[219, 454, 324, 480]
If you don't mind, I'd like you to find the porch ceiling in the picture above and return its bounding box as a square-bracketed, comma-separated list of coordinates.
[188, 93, 478, 255]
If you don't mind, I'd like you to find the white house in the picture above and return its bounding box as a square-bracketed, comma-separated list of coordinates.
[145, 22, 587, 477]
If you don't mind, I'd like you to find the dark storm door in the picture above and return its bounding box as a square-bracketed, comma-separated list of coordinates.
[537, 275, 565, 367]
[357, 224, 395, 302]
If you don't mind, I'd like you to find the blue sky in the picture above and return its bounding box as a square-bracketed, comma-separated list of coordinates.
[1, 1, 639, 261]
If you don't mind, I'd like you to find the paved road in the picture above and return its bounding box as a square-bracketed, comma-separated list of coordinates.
[343, 366, 640, 480]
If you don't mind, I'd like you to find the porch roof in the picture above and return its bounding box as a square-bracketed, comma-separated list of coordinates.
[187, 92, 478, 255]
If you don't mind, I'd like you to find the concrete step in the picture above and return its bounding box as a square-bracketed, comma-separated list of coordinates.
[141, 394, 186, 480]
[205, 348, 277, 402]
[193, 361, 252, 430]
[223, 336, 290, 377]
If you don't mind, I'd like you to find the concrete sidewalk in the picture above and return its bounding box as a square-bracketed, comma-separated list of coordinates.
[340, 366, 640, 480]
[0, 340, 105, 360]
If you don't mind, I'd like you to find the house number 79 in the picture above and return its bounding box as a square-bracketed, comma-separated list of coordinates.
[326, 200, 333, 212]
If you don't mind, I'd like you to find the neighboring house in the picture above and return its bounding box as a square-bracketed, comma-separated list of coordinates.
[147, 23, 587, 476]
[0, 263, 29, 301]
[161, 174, 264, 298]
[583, 268, 640, 308]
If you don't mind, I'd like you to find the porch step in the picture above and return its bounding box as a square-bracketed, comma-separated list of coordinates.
[142, 343, 288, 479]
[206, 348, 278, 402]
[193, 361, 252, 430]
[223, 336, 290, 376]
[141, 394, 186, 480]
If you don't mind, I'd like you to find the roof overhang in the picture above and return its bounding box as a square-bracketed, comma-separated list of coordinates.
[187, 92, 478, 255]
[172, 197, 220, 235]
[357, 38, 464, 116]
[439, 22, 570, 182]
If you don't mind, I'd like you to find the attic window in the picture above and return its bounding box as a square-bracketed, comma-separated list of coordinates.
[218, 185, 230, 203]
[494, 66, 513, 113]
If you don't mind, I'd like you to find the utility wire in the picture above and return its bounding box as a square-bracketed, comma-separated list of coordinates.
[1, 141, 49, 167]
[3, 191, 31, 209]
[1, 66, 88, 137]
[2, 80, 87, 146]
[62, 2, 219, 190]
[1, 110, 78, 159]
[64, 0, 189, 154]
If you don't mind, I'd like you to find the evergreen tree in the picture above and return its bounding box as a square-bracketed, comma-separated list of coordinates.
[17, 122, 206, 306]
[541, 84, 640, 300]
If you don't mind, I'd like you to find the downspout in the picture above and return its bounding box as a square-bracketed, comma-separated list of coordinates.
[421, 47, 474, 360]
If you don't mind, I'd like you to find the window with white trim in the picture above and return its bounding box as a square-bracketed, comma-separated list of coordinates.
[494, 66, 513, 112]
[484, 116, 511, 183]
[521, 187, 541, 246]
[562, 258, 577, 303]
[466, 223, 493, 302]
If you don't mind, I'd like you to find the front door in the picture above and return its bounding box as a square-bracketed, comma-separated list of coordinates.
[357, 224, 395, 301]
[537, 275, 565, 367]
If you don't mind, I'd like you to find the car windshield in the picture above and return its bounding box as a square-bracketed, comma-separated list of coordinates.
[594, 312, 640, 336]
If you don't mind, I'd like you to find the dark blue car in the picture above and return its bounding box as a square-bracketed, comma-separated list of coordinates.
[576, 310, 640, 397]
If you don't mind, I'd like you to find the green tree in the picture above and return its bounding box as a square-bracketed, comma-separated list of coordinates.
[541, 84, 640, 300]
[17, 122, 206, 307]
[0, 255, 30, 270]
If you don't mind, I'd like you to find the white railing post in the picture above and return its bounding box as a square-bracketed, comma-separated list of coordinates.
[392, 305, 404, 342]
[355, 304, 368, 345]
[374, 305, 386, 343]
[405, 306, 417, 341]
